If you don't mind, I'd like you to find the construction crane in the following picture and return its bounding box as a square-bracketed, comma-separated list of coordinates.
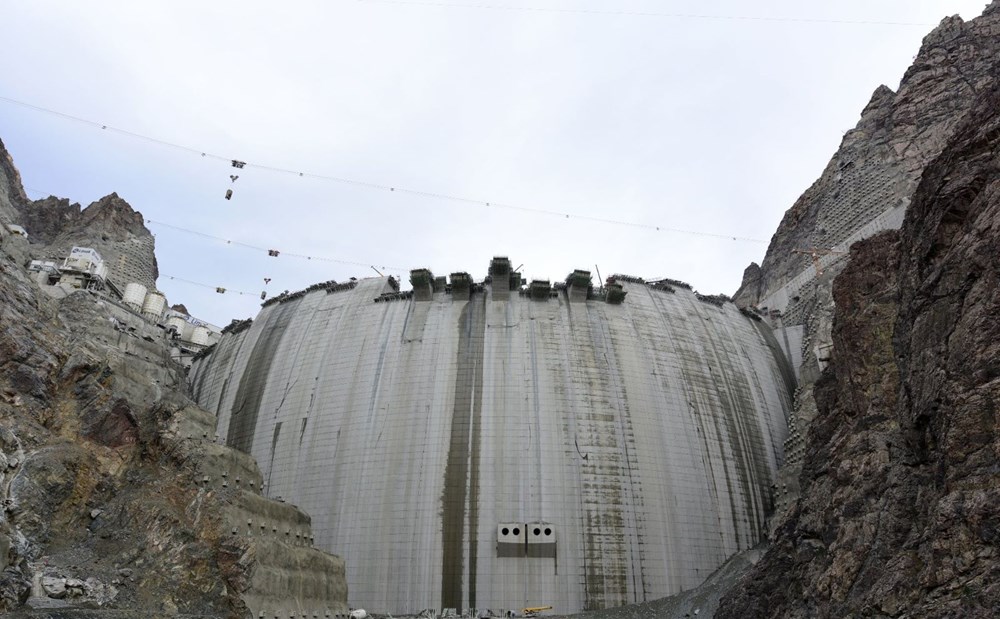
[793, 247, 847, 276]
[521, 606, 553, 617]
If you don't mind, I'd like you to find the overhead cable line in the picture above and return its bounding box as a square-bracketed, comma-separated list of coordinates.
[161, 274, 257, 297]
[22, 186, 408, 273]
[354, 0, 934, 27]
[1, 96, 221, 160]
[145, 218, 407, 271]
[1, 94, 766, 243]
[26, 186, 265, 296]
[27, 188, 267, 296]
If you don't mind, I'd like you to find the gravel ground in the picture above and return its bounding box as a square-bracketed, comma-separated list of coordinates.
[379, 545, 764, 619]
[545, 545, 764, 619]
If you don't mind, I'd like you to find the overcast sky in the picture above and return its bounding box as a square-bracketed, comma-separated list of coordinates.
[0, 0, 989, 326]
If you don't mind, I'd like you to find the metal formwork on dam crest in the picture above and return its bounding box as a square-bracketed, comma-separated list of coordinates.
[190, 262, 794, 616]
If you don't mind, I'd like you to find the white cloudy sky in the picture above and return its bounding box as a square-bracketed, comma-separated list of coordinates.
[0, 0, 989, 326]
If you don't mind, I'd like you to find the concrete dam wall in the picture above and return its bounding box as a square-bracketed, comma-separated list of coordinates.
[190, 272, 793, 615]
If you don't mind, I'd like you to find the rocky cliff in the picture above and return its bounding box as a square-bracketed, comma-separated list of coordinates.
[0, 137, 159, 292]
[0, 148, 347, 617]
[717, 77, 1000, 618]
[729, 0, 1000, 543]
[16, 191, 160, 292]
[734, 2, 1000, 311]
[0, 137, 28, 226]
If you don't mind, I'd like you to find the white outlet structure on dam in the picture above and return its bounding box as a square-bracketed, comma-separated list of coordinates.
[190, 265, 794, 615]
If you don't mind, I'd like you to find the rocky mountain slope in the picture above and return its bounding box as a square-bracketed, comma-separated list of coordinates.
[0, 156, 346, 617]
[734, 1, 1000, 309]
[17, 192, 159, 293]
[0, 137, 159, 293]
[727, 2, 1000, 547]
[19, 193, 158, 289]
[717, 78, 1000, 619]
[0, 138, 28, 226]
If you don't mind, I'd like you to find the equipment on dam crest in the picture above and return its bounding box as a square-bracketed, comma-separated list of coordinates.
[189, 260, 794, 615]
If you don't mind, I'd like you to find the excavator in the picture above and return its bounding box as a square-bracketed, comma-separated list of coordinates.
[521, 606, 553, 617]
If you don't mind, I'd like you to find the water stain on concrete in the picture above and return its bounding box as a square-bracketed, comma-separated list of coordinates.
[441, 296, 486, 611]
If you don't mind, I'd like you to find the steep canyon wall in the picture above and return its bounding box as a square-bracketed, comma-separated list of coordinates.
[719, 78, 1000, 618]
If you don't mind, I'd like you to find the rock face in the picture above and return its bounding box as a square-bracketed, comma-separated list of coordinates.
[0, 138, 158, 291]
[734, 2, 1000, 314]
[718, 4, 1000, 616]
[17, 192, 159, 292]
[0, 146, 346, 617]
[729, 0, 1000, 550]
[717, 81, 1000, 618]
[0, 138, 28, 226]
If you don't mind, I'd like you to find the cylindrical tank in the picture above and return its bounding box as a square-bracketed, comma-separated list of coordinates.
[141, 292, 167, 321]
[123, 283, 147, 312]
[191, 325, 210, 346]
[166, 315, 187, 336]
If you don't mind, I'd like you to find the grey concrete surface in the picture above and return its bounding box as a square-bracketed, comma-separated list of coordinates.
[191, 276, 793, 615]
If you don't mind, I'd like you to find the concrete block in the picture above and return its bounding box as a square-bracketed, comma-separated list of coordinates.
[450, 272, 472, 301]
[565, 270, 591, 303]
[488, 257, 511, 301]
[410, 269, 434, 302]
[525, 522, 556, 558]
[496, 523, 525, 557]
[528, 279, 551, 300]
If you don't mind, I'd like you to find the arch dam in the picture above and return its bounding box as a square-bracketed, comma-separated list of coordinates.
[190, 259, 794, 616]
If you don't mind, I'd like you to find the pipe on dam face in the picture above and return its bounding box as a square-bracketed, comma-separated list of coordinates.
[190, 276, 792, 615]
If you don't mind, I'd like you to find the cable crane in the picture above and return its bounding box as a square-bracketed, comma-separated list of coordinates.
[225, 160, 245, 200]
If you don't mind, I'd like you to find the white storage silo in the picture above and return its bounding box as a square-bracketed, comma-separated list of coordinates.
[191, 325, 210, 346]
[166, 315, 187, 337]
[122, 283, 147, 313]
[141, 292, 167, 322]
